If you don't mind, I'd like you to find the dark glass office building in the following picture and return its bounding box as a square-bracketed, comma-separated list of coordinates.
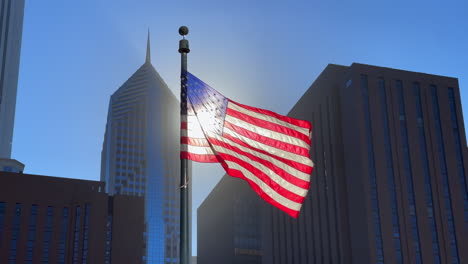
[198, 175, 263, 264]
[0, 171, 144, 263]
[100, 34, 186, 263]
[261, 63, 468, 264]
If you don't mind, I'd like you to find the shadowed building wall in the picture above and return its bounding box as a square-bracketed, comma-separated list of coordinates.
[198, 175, 263, 264]
[0, 171, 144, 264]
[262, 63, 468, 264]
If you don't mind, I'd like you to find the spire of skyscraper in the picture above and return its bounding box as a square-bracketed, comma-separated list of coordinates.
[146, 29, 151, 64]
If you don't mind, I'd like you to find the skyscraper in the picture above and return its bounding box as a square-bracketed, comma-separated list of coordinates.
[101, 33, 186, 263]
[262, 63, 468, 263]
[0, 0, 25, 158]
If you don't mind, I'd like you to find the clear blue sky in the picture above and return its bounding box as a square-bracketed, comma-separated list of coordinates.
[13, 0, 468, 254]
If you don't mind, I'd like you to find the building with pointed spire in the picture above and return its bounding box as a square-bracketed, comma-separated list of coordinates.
[101, 33, 187, 264]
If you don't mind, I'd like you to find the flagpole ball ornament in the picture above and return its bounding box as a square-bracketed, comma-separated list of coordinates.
[179, 26, 189, 36]
[178, 26, 190, 54]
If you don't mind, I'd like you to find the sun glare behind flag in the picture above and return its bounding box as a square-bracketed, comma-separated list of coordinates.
[180, 71, 314, 218]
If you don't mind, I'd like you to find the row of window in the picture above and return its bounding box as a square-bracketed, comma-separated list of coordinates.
[114, 187, 146, 195]
[378, 78, 403, 262]
[396, 80, 423, 263]
[431, 85, 460, 263]
[115, 150, 146, 156]
[414, 83, 441, 263]
[116, 160, 146, 167]
[361, 75, 385, 263]
[448, 88, 468, 230]
[116, 154, 146, 160]
[115, 174, 146, 180]
[115, 167, 146, 173]
[0, 203, 90, 264]
[115, 180, 146, 186]
[361, 76, 463, 263]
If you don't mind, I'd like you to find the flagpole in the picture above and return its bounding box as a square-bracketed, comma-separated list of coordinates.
[178, 25, 190, 264]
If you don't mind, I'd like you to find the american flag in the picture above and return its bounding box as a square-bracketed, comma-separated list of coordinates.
[180, 71, 313, 218]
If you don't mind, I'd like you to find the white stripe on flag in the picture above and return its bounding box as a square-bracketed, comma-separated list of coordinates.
[229, 102, 311, 137]
[223, 127, 313, 166]
[225, 114, 310, 150]
[223, 160, 302, 211]
[213, 134, 311, 181]
[213, 144, 308, 197]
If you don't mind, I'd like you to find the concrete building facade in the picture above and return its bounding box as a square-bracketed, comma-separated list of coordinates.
[0, 171, 144, 264]
[197, 63, 468, 264]
[262, 63, 468, 264]
[100, 34, 186, 263]
[0, 0, 24, 158]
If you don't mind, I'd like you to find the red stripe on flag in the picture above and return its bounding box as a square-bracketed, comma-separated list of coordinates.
[226, 108, 311, 145]
[181, 136, 210, 147]
[229, 100, 311, 130]
[209, 138, 310, 189]
[180, 152, 219, 163]
[217, 152, 306, 204]
[224, 121, 310, 157]
[222, 133, 313, 174]
[219, 162, 300, 218]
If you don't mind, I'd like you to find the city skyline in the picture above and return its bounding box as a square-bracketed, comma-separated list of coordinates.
[11, 0, 468, 254]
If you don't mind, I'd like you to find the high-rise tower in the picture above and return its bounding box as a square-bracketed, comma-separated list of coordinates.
[101, 33, 185, 264]
[0, 0, 25, 158]
[262, 63, 468, 264]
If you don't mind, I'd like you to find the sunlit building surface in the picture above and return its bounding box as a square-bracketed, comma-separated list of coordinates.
[100, 35, 185, 263]
[262, 63, 468, 263]
[0, 171, 144, 263]
[198, 175, 263, 264]
[0, 0, 24, 158]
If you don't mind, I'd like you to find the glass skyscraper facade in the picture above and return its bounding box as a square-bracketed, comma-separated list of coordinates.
[0, 0, 24, 158]
[101, 35, 184, 264]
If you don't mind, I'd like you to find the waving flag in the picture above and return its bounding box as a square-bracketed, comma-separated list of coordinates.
[180, 71, 313, 218]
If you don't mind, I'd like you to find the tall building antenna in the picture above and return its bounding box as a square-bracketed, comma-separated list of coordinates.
[146, 29, 151, 63]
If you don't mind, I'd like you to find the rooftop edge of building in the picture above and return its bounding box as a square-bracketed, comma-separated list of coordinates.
[350, 62, 459, 81]
[0, 171, 105, 192]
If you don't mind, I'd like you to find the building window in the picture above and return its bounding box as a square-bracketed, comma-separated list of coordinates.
[82, 204, 91, 264]
[448, 88, 468, 229]
[378, 79, 402, 262]
[397, 80, 422, 263]
[361, 75, 384, 263]
[0, 202, 5, 248]
[59, 207, 70, 264]
[26, 205, 39, 263]
[105, 215, 113, 264]
[414, 83, 440, 262]
[9, 203, 22, 263]
[431, 85, 459, 263]
[73, 206, 82, 264]
[42, 206, 54, 263]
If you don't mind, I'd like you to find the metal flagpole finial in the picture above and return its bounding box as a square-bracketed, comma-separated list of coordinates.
[178, 26, 190, 53]
[179, 26, 189, 36]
